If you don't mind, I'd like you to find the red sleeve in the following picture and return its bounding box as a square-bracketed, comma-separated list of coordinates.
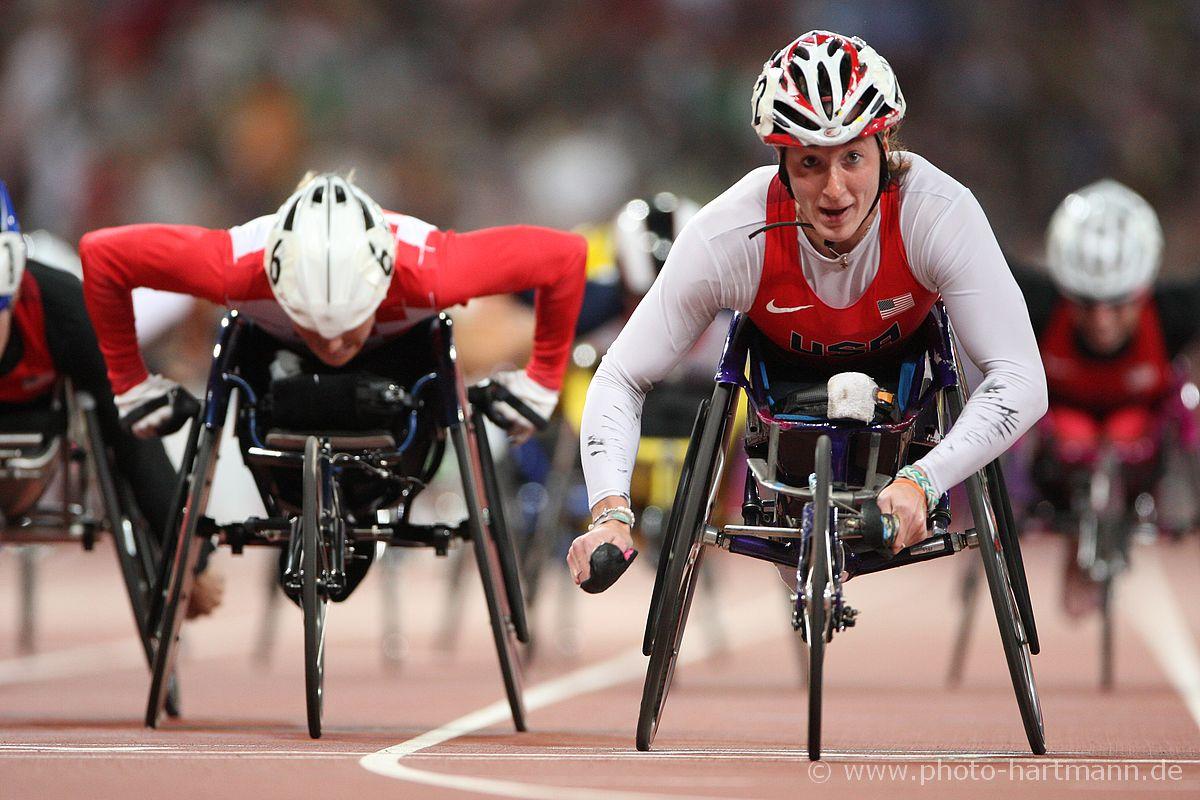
[433, 226, 586, 391]
[79, 224, 232, 394]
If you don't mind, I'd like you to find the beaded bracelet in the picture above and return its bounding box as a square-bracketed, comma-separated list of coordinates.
[893, 465, 938, 512]
[589, 506, 636, 531]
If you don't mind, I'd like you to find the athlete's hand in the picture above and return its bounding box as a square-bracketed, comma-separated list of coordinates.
[116, 374, 200, 438]
[877, 478, 928, 553]
[568, 520, 635, 588]
[489, 369, 558, 444]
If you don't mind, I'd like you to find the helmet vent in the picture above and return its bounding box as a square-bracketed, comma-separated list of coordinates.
[358, 198, 375, 230]
[312, 185, 325, 204]
[851, 86, 878, 121]
[776, 102, 819, 131]
[826, 38, 841, 57]
[334, 185, 346, 203]
[838, 55, 852, 95]
[282, 199, 299, 231]
[788, 62, 809, 97]
[816, 62, 834, 117]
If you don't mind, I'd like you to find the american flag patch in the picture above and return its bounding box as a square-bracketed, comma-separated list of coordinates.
[877, 293, 914, 319]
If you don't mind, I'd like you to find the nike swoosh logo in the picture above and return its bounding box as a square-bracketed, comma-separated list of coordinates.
[765, 300, 814, 314]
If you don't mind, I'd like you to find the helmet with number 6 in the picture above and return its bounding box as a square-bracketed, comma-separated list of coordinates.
[751, 30, 905, 148]
[264, 173, 396, 339]
[0, 180, 26, 312]
[1046, 180, 1163, 302]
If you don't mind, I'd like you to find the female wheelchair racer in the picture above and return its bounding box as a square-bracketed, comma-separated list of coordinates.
[571, 31, 1049, 758]
[78, 173, 586, 737]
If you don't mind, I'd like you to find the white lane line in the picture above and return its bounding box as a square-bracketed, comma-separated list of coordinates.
[0, 745, 371, 756]
[360, 593, 784, 800]
[0, 639, 144, 685]
[1122, 545, 1200, 731]
[395, 752, 1200, 764]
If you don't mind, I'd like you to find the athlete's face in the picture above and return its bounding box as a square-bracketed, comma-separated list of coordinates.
[783, 138, 882, 250]
[294, 314, 375, 367]
[1068, 294, 1144, 356]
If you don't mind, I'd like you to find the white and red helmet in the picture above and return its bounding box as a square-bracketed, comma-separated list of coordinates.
[264, 174, 396, 339]
[751, 30, 905, 148]
[1046, 180, 1163, 302]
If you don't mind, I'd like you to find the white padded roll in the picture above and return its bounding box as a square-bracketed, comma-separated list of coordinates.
[827, 372, 877, 423]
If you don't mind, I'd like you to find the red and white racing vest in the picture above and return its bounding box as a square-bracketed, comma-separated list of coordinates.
[1040, 300, 1173, 412]
[747, 177, 938, 363]
[0, 271, 58, 403]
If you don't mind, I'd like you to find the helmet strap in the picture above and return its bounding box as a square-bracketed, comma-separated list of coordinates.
[776, 148, 795, 200]
[863, 133, 890, 221]
[758, 135, 889, 253]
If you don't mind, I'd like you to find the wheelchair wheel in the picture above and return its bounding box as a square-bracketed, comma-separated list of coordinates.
[471, 406, 529, 644]
[302, 436, 329, 739]
[637, 383, 734, 752]
[985, 459, 1039, 655]
[804, 434, 832, 761]
[966, 466, 1046, 755]
[451, 422, 526, 731]
[81, 398, 182, 717]
[1094, 511, 1126, 691]
[1100, 576, 1115, 691]
[643, 397, 710, 657]
[146, 420, 221, 727]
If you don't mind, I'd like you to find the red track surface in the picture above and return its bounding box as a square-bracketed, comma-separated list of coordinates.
[2, 534, 1198, 799]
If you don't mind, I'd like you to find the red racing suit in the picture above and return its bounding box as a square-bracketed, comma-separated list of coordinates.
[1016, 266, 1200, 467]
[79, 213, 587, 395]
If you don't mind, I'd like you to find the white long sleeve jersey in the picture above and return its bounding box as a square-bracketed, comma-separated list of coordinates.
[581, 153, 1047, 506]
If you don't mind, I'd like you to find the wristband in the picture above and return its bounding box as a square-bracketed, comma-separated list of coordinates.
[589, 506, 636, 531]
[894, 466, 938, 512]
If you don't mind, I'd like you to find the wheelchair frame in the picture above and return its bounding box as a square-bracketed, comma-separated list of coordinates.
[636, 304, 1045, 760]
[0, 383, 177, 714]
[143, 311, 529, 738]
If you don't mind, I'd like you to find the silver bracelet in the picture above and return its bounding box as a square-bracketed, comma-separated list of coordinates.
[589, 506, 636, 531]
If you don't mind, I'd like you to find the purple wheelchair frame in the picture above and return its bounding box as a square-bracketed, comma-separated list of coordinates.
[639, 301, 1044, 760]
[709, 302, 970, 580]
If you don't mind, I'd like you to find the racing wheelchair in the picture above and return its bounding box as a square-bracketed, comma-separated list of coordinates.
[143, 311, 534, 738]
[637, 305, 1045, 760]
[0, 382, 177, 711]
[949, 366, 1200, 691]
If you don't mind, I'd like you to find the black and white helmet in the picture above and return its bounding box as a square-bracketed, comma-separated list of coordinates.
[264, 174, 396, 337]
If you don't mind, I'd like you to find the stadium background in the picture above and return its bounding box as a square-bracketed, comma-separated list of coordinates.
[3, 0, 1200, 275]
[3, 4, 1200, 798]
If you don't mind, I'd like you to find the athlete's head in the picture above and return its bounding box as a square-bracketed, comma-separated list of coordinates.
[0, 180, 26, 313]
[613, 192, 699, 299]
[264, 173, 396, 366]
[751, 31, 905, 248]
[1047, 180, 1162, 356]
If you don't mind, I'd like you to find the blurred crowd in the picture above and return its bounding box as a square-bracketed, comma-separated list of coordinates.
[3, 0, 1200, 274]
